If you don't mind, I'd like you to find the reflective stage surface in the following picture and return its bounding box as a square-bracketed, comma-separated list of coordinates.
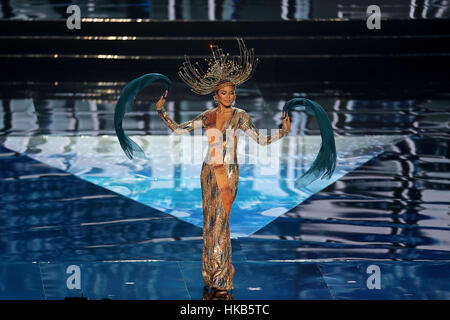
[2, 0, 449, 21]
[0, 79, 449, 299]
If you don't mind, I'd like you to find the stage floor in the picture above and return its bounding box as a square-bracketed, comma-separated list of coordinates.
[2, 0, 449, 21]
[0, 80, 449, 299]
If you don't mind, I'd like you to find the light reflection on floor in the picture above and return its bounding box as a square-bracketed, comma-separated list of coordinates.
[3, 134, 405, 238]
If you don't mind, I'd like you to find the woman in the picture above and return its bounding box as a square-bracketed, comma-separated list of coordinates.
[114, 38, 335, 299]
[156, 80, 291, 297]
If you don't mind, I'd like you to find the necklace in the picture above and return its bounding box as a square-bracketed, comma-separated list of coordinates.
[217, 107, 233, 114]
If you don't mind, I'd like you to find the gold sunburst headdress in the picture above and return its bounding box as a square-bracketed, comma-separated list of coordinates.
[178, 38, 258, 95]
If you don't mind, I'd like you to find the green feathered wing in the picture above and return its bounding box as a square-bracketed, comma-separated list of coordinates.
[114, 73, 172, 160]
[282, 98, 337, 188]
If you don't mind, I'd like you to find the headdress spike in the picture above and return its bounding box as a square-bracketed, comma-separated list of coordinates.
[178, 38, 258, 95]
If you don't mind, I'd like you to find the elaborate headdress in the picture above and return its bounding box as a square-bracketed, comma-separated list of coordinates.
[178, 38, 258, 95]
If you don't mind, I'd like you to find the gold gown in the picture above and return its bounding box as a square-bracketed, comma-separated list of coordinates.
[158, 105, 288, 290]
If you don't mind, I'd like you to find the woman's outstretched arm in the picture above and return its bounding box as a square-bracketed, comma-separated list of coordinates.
[156, 90, 205, 133]
[240, 110, 290, 146]
[157, 106, 205, 133]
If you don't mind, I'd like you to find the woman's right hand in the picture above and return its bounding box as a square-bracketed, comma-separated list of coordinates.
[156, 90, 168, 111]
[282, 111, 291, 133]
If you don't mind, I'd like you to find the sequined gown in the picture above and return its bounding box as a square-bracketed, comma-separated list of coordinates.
[158, 105, 288, 290]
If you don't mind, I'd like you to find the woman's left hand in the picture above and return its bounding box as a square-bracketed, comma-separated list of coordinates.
[282, 111, 291, 133]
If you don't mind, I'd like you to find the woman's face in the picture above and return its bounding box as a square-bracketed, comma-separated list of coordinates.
[216, 85, 235, 108]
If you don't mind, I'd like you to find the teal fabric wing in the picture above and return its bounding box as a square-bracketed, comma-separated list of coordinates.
[114, 73, 172, 160]
[282, 98, 337, 188]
